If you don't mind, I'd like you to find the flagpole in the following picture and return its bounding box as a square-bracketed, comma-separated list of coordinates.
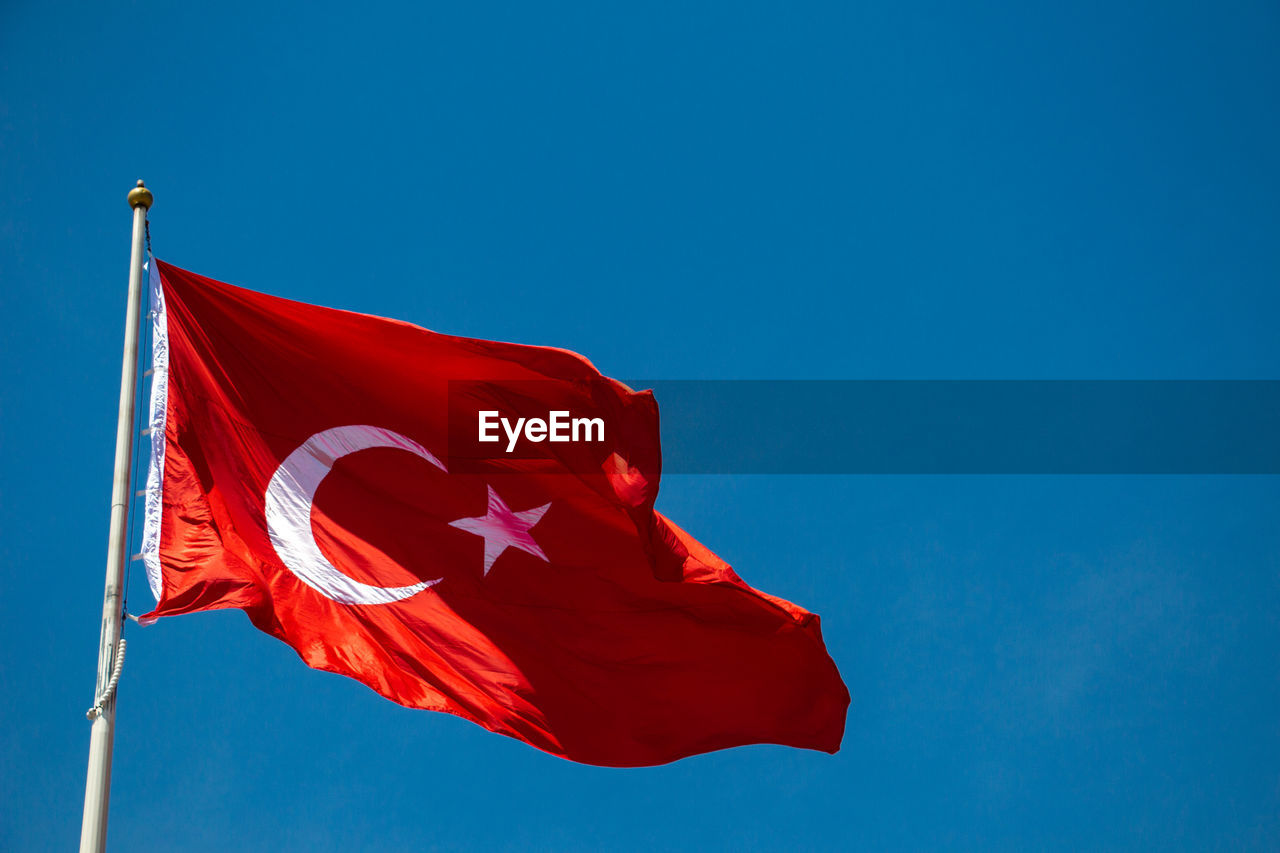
[80, 179, 153, 853]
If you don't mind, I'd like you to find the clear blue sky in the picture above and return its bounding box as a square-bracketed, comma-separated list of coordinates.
[2, 1, 1279, 849]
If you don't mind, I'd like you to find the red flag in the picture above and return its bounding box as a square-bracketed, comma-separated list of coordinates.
[140, 259, 849, 766]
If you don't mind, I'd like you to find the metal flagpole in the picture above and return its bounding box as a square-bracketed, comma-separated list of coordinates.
[79, 179, 153, 853]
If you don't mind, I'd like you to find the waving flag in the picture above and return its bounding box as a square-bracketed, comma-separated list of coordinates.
[140, 260, 849, 766]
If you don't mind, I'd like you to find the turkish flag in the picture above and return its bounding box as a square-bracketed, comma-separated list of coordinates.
[140, 259, 849, 766]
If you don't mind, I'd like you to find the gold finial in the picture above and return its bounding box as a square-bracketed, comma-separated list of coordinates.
[127, 179, 153, 210]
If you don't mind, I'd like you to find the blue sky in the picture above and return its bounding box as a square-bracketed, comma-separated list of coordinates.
[2, 1, 1279, 849]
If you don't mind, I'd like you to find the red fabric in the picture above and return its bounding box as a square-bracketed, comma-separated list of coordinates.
[145, 259, 849, 766]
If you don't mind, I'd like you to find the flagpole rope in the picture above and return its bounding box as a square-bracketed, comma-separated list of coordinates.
[85, 638, 126, 721]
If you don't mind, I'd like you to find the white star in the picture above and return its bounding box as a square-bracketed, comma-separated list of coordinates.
[448, 486, 551, 576]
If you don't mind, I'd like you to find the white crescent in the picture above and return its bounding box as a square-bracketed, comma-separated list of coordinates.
[264, 425, 445, 605]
